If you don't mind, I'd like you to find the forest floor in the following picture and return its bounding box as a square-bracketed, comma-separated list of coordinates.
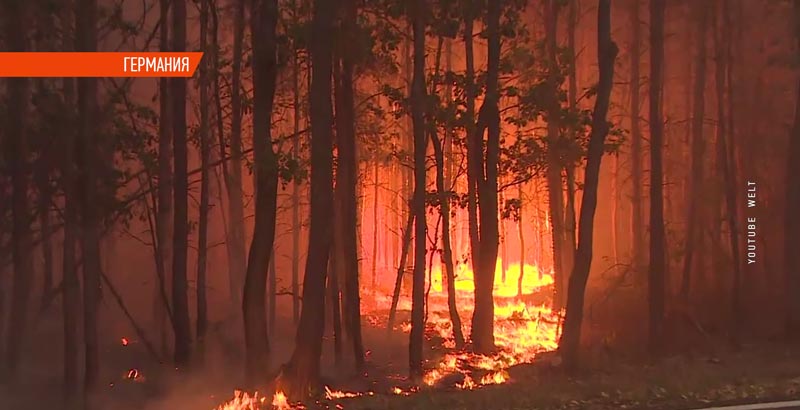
[3, 308, 800, 410]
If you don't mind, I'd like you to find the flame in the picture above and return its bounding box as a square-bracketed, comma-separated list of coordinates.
[215, 390, 267, 410]
[479, 370, 509, 385]
[121, 337, 129, 346]
[324, 386, 363, 399]
[457, 374, 476, 390]
[271, 391, 289, 409]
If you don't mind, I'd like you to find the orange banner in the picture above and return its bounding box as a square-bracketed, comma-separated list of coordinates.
[0, 52, 203, 77]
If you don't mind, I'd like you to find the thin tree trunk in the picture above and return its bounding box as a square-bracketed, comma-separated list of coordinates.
[372, 162, 379, 290]
[517, 184, 526, 298]
[281, 0, 336, 397]
[545, 0, 567, 311]
[387, 202, 414, 333]
[334, 0, 366, 370]
[648, 0, 667, 357]
[2, 1, 33, 383]
[463, 10, 481, 275]
[327, 253, 342, 366]
[196, 0, 211, 365]
[564, 0, 578, 280]
[409, 0, 427, 380]
[242, 0, 279, 387]
[680, 2, 708, 303]
[226, 0, 248, 309]
[291, 0, 302, 324]
[629, 0, 645, 272]
[155, 0, 173, 359]
[784, 0, 800, 338]
[432, 128, 465, 348]
[559, 0, 617, 372]
[74, 0, 104, 393]
[59, 36, 80, 403]
[171, 0, 192, 368]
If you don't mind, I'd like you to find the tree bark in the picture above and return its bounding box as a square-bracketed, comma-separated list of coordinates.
[242, 0, 279, 387]
[37, 167, 54, 311]
[281, 0, 336, 398]
[171, 0, 192, 368]
[196, 0, 211, 365]
[409, 0, 427, 380]
[680, 2, 708, 303]
[155, 0, 173, 359]
[647, 0, 667, 357]
[559, 0, 617, 372]
[226, 0, 248, 309]
[334, 0, 366, 370]
[564, 0, 578, 275]
[387, 201, 414, 333]
[2, 0, 33, 383]
[463, 9, 481, 276]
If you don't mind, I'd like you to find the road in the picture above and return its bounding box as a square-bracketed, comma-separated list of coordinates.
[692, 401, 800, 410]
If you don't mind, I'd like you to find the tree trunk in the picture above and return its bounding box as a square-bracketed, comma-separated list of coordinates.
[242, 0, 279, 388]
[60, 39, 80, 403]
[155, 0, 173, 359]
[2, 1, 33, 383]
[387, 202, 414, 333]
[171, 0, 192, 368]
[784, 0, 800, 338]
[196, 0, 211, 365]
[291, 0, 302, 324]
[281, 0, 336, 398]
[372, 162, 379, 291]
[647, 0, 667, 357]
[431, 129, 465, 348]
[680, 2, 708, 303]
[463, 11, 481, 276]
[545, 0, 567, 311]
[629, 0, 645, 272]
[74, 0, 104, 393]
[226, 0, 248, 309]
[409, 0, 427, 380]
[334, 0, 366, 370]
[470, 0, 501, 354]
[559, 0, 617, 372]
[517, 184, 526, 298]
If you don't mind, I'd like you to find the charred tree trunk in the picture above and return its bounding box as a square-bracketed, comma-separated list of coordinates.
[517, 184, 526, 298]
[409, 0, 427, 380]
[226, 0, 248, 309]
[334, 0, 365, 370]
[327, 253, 342, 366]
[2, 1, 33, 383]
[171, 0, 192, 368]
[545, 0, 567, 311]
[243, 0, 279, 387]
[648, 0, 667, 357]
[559, 0, 617, 372]
[155, 0, 173, 358]
[680, 2, 708, 303]
[785, 0, 800, 339]
[629, 0, 645, 272]
[281, 0, 336, 397]
[196, 0, 211, 364]
[470, 0, 502, 354]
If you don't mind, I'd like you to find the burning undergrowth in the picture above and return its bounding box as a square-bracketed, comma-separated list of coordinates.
[214, 260, 561, 409]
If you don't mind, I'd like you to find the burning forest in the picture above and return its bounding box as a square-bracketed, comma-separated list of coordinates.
[1, 0, 800, 409]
